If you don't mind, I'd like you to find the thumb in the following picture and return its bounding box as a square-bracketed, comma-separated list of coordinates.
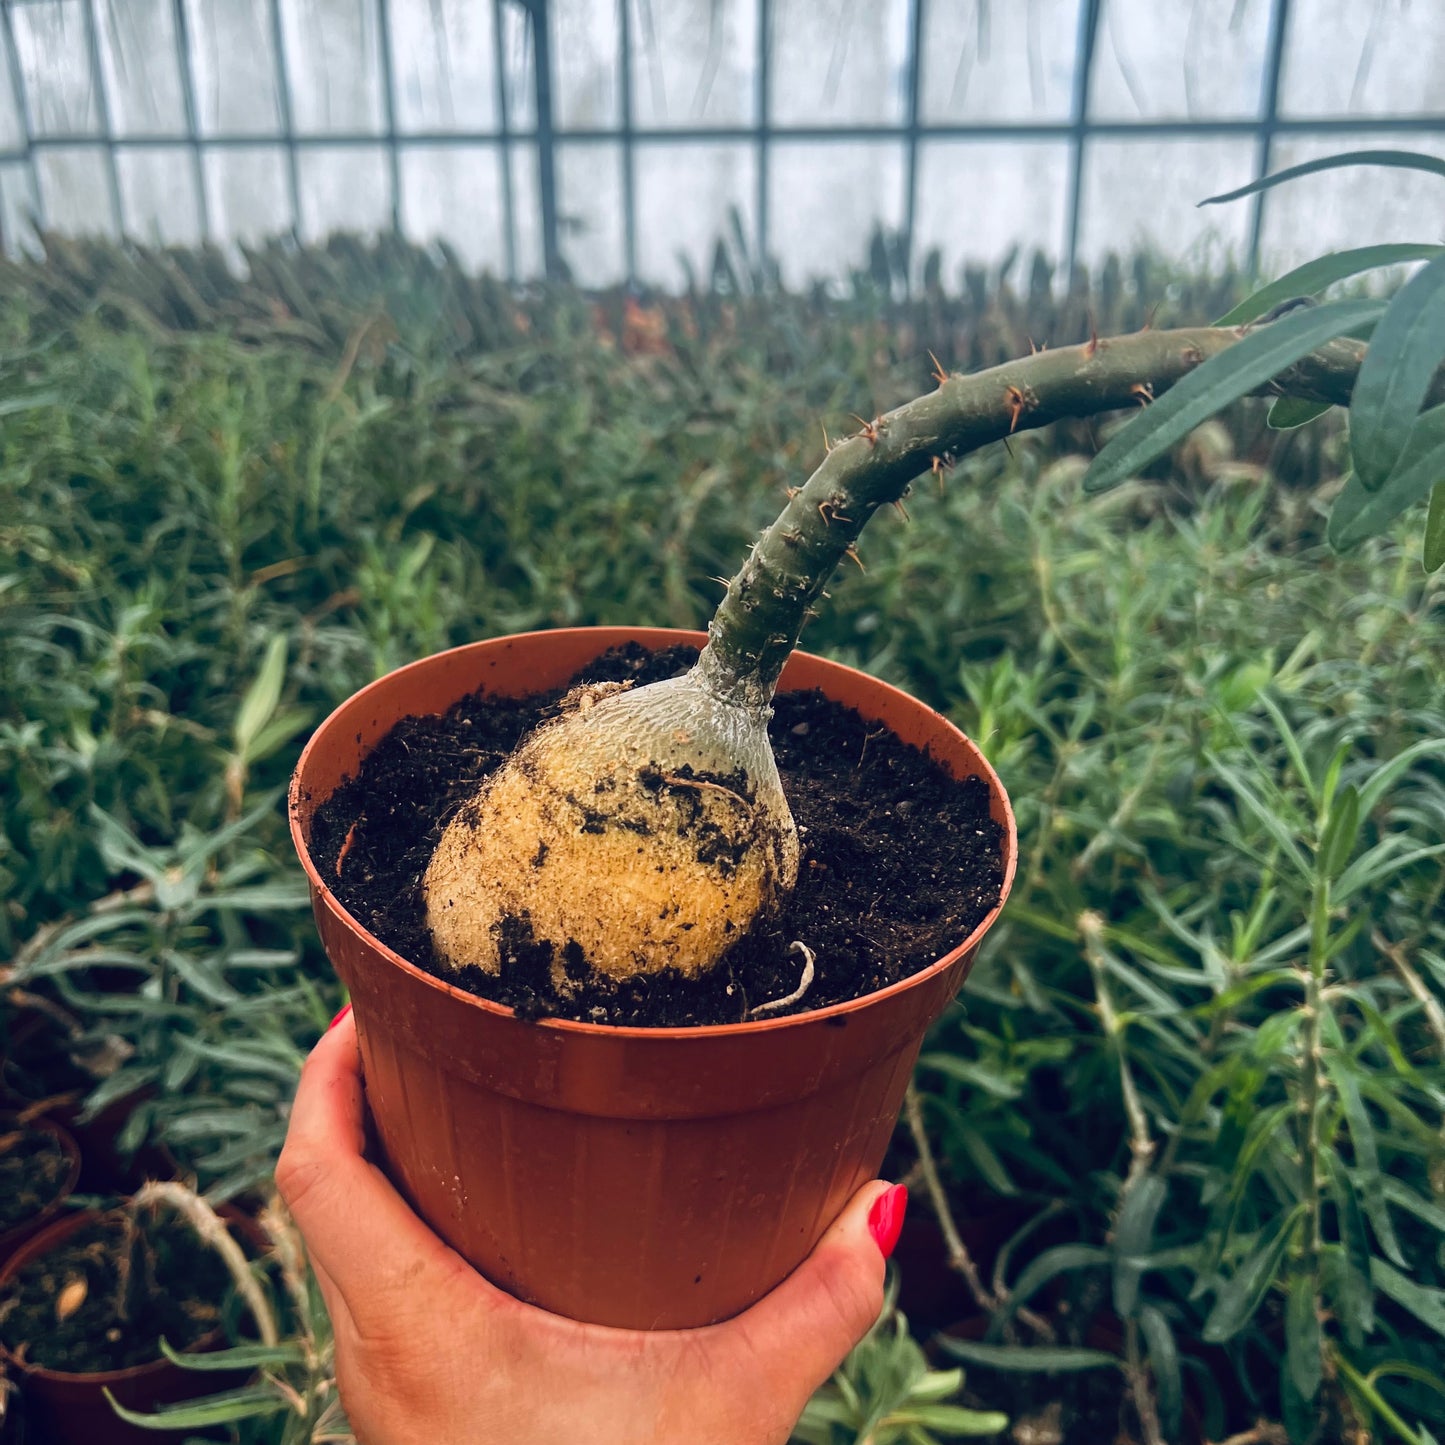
[718, 1180, 903, 1408]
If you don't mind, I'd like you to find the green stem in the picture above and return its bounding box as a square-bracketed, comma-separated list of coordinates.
[699, 324, 1373, 703]
[1297, 871, 1330, 1362]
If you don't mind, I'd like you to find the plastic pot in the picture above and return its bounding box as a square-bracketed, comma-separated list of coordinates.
[289, 626, 1016, 1329]
[0, 1208, 258, 1445]
[0, 1114, 80, 1267]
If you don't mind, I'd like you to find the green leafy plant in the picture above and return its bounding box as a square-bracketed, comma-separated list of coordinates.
[794, 1282, 1007, 1444]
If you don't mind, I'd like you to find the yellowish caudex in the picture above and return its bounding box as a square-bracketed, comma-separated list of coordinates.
[423, 674, 799, 988]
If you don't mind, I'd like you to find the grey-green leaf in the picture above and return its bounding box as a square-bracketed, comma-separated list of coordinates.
[1372, 1259, 1445, 1340]
[1202, 1205, 1304, 1343]
[897, 1403, 1012, 1436]
[1113, 1175, 1167, 1318]
[1268, 397, 1333, 430]
[937, 1339, 1120, 1373]
[1426, 479, 1445, 572]
[1350, 252, 1445, 490]
[1216, 244, 1444, 327]
[1200, 150, 1445, 208]
[104, 1386, 286, 1428]
[1285, 1274, 1323, 1404]
[1324, 1058, 1407, 1267]
[1082, 299, 1383, 496]
[1139, 1306, 1182, 1440]
[1329, 404, 1445, 548]
[159, 1337, 306, 1372]
[1318, 784, 1360, 881]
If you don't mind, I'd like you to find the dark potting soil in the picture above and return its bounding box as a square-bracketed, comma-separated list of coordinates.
[0, 1125, 70, 1232]
[0, 1212, 231, 1373]
[310, 643, 1005, 1027]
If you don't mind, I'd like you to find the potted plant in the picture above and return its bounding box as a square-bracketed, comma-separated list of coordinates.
[289, 151, 1444, 1335]
[0, 1111, 80, 1267]
[0, 1183, 270, 1445]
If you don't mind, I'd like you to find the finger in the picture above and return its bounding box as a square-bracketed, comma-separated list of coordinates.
[716, 1180, 895, 1407]
[276, 1012, 498, 1316]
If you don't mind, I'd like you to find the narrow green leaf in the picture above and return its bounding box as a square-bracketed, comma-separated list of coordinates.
[0, 389, 61, 418]
[1268, 397, 1333, 430]
[1356, 738, 1445, 818]
[937, 1339, 1120, 1373]
[1138, 1306, 1182, 1441]
[1350, 252, 1445, 489]
[1318, 784, 1361, 881]
[159, 1337, 305, 1372]
[1083, 299, 1383, 496]
[1324, 1059, 1407, 1267]
[917, 1053, 1021, 1100]
[1425, 479, 1445, 571]
[1330, 404, 1445, 548]
[1004, 1245, 1109, 1318]
[893, 1403, 1012, 1436]
[233, 634, 288, 758]
[1328, 1161, 1376, 1350]
[104, 1385, 286, 1428]
[1113, 1175, 1167, 1318]
[1372, 1259, 1445, 1340]
[1216, 244, 1445, 327]
[1202, 1205, 1304, 1343]
[1205, 751, 1311, 878]
[1200, 150, 1445, 208]
[1286, 1274, 1324, 1403]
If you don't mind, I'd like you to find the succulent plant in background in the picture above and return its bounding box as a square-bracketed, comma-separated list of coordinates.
[420, 148, 1445, 998]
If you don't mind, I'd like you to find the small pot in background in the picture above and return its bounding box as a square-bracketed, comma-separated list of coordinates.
[0, 1115, 80, 1269]
[290, 626, 1017, 1330]
[0, 1208, 259, 1445]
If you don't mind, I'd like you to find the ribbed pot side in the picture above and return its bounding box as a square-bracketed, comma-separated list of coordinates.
[289, 627, 1016, 1330]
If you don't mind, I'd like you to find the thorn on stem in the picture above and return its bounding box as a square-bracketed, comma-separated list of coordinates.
[785, 485, 801, 500]
[844, 544, 865, 572]
[1130, 381, 1155, 407]
[1142, 301, 1160, 331]
[930, 451, 955, 493]
[1004, 384, 1029, 435]
[1084, 316, 1100, 358]
[849, 414, 882, 447]
[891, 496, 911, 522]
[927, 350, 949, 387]
[820, 420, 832, 454]
[818, 498, 852, 526]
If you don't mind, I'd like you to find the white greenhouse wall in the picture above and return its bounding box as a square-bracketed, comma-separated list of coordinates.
[0, 0, 1442, 287]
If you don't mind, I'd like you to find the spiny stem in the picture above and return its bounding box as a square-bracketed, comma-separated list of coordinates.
[698, 324, 1375, 704]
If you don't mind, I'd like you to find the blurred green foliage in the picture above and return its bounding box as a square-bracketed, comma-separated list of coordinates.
[1, 237, 1441, 1443]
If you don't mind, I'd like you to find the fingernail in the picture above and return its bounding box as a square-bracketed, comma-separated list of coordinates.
[867, 1184, 908, 1259]
[327, 1002, 352, 1032]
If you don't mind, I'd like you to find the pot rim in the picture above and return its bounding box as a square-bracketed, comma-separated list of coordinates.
[0, 1206, 254, 1385]
[289, 625, 1017, 1040]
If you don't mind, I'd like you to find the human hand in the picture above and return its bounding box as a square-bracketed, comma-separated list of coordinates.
[277, 1007, 907, 1445]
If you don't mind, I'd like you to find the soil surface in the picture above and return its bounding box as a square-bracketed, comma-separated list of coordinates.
[311, 643, 1005, 1027]
[0, 1125, 70, 1232]
[0, 1211, 230, 1372]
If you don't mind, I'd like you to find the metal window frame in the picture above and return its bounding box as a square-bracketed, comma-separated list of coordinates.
[2, 0, 1442, 283]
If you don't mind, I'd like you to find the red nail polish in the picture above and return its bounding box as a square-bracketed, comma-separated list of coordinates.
[867, 1184, 908, 1259]
[328, 1002, 352, 1031]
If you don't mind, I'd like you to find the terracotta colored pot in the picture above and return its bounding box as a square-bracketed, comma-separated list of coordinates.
[289, 626, 1016, 1329]
[0, 1114, 81, 1267]
[0, 1208, 258, 1445]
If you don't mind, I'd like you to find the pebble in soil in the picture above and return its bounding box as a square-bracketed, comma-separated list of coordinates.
[309, 644, 1005, 1027]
